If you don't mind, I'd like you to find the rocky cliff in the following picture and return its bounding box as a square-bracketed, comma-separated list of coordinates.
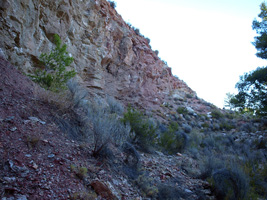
[1, 1, 267, 200]
[0, 0, 201, 116]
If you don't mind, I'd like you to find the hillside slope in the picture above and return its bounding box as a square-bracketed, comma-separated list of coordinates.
[1, 56, 266, 199]
[0, 56, 215, 199]
[1, 0, 267, 199]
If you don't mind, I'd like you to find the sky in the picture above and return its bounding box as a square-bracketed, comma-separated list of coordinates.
[113, 0, 267, 108]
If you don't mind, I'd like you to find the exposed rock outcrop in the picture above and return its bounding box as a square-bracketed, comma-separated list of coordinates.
[0, 0, 197, 115]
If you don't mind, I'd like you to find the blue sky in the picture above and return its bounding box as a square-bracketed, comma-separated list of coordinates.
[114, 0, 266, 108]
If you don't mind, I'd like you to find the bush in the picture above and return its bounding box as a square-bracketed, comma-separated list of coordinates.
[199, 155, 225, 179]
[182, 123, 192, 133]
[253, 138, 267, 149]
[70, 165, 88, 179]
[177, 106, 188, 115]
[29, 34, 76, 92]
[122, 142, 140, 167]
[211, 109, 224, 119]
[106, 96, 124, 115]
[135, 173, 158, 198]
[145, 37, 150, 44]
[159, 122, 188, 154]
[26, 135, 40, 149]
[134, 28, 140, 35]
[210, 168, 248, 200]
[200, 134, 217, 150]
[108, 1, 116, 8]
[121, 107, 157, 152]
[219, 121, 236, 131]
[86, 101, 130, 157]
[157, 184, 182, 200]
[70, 191, 97, 200]
[243, 162, 267, 198]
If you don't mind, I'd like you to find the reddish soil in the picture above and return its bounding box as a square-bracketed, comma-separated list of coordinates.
[0, 57, 214, 200]
[0, 56, 96, 199]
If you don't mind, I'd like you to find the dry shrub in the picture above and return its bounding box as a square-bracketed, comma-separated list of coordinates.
[85, 101, 130, 157]
[26, 134, 41, 149]
[33, 84, 74, 112]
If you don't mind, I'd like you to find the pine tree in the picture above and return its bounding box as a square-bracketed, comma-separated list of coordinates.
[29, 34, 76, 91]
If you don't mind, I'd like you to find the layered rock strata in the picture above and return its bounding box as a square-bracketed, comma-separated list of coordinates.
[0, 0, 197, 114]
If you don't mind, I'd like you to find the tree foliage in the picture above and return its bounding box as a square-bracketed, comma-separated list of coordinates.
[29, 34, 76, 91]
[226, 3, 267, 116]
[228, 67, 267, 115]
[252, 2, 267, 59]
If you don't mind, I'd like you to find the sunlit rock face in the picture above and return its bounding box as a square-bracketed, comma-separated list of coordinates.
[0, 0, 196, 113]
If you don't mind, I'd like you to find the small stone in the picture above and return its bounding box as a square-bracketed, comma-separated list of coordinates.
[16, 195, 28, 200]
[3, 177, 16, 183]
[177, 153, 183, 157]
[48, 154, 55, 158]
[32, 163, 38, 170]
[184, 189, 192, 193]
[155, 151, 164, 156]
[28, 117, 46, 125]
[4, 116, 15, 122]
[25, 154, 32, 158]
[9, 127, 17, 132]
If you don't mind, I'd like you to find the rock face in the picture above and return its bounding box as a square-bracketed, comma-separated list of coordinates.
[0, 0, 196, 113]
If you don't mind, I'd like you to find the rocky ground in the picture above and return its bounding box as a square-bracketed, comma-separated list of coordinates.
[1, 57, 267, 200]
[1, 0, 267, 199]
[0, 58, 215, 199]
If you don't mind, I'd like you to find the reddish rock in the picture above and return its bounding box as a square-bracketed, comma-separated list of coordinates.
[0, 0, 200, 119]
[90, 180, 119, 200]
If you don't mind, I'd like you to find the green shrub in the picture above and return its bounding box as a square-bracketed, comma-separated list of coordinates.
[26, 135, 40, 149]
[70, 165, 88, 179]
[188, 129, 203, 149]
[211, 109, 224, 119]
[29, 34, 76, 92]
[177, 106, 188, 115]
[108, 1, 116, 8]
[210, 168, 248, 200]
[159, 122, 187, 154]
[70, 191, 97, 200]
[77, 167, 88, 179]
[219, 121, 236, 131]
[243, 162, 267, 198]
[201, 122, 210, 129]
[253, 138, 267, 149]
[135, 174, 158, 198]
[199, 156, 225, 179]
[121, 107, 157, 152]
[186, 93, 193, 98]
